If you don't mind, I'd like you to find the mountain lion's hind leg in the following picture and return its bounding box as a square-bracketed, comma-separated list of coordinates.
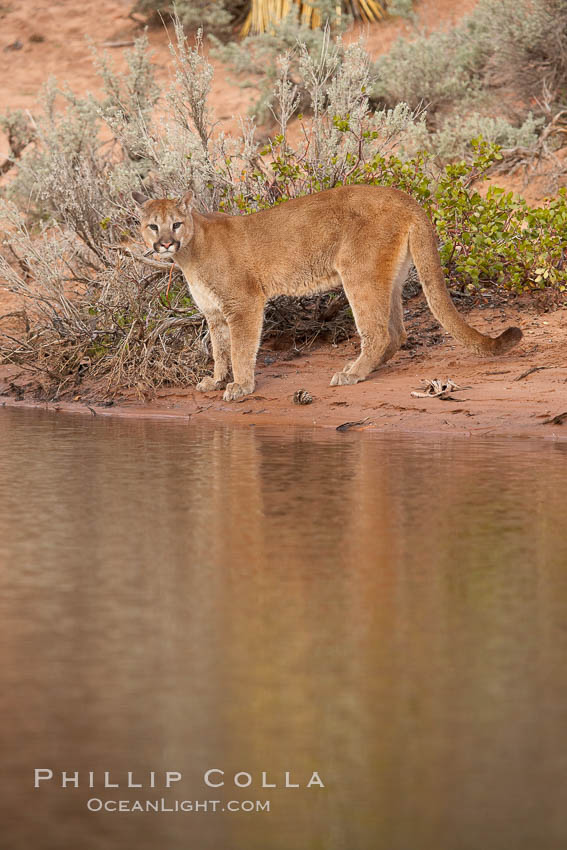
[382, 255, 410, 363]
[197, 310, 231, 392]
[330, 276, 394, 387]
[223, 303, 264, 402]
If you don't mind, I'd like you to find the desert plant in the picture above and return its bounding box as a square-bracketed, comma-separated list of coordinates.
[132, 0, 243, 36]
[373, 0, 567, 115]
[477, 0, 567, 95]
[241, 0, 387, 34]
[214, 0, 565, 157]
[132, 0, 391, 36]
[404, 112, 545, 165]
[372, 29, 479, 116]
[210, 12, 358, 121]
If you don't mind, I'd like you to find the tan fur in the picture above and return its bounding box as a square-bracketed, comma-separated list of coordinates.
[134, 186, 522, 402]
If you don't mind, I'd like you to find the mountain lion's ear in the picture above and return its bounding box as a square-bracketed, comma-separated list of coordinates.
[179, 190, 194, 211]
[132, 191, 150, 206]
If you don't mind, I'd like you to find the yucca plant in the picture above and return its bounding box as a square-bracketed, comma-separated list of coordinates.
[241, 0, 388, 34]
[133, 0, 388, 35]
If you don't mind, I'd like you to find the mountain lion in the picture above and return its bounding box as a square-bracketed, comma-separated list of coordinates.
[133, 186, 522, 402]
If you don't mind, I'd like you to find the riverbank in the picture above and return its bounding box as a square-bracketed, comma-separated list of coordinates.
[2, 298, 566, 438]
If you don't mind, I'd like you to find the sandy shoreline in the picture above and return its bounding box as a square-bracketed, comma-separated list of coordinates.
[2, 300, 566, 440]
[2, 394, 567, 440]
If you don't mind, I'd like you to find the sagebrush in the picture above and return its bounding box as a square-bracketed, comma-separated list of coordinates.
[215, 0, 565, 161]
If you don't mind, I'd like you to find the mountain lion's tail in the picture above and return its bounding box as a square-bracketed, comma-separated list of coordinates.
[408, 214, 522, 355]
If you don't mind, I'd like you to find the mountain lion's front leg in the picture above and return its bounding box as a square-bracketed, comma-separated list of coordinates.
[223, 304, 264, 402]
[197, 310, 231, 392]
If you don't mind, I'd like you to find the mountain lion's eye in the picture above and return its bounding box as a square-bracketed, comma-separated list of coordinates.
[172, 222, 183, 230]
[148, 224, 159, 232]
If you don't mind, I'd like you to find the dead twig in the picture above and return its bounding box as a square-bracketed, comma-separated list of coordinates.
[514, 365, 548, 381]
[106, 245, 174, 271]
[494, 109, 567, 184]
[0, 112, 35, 175]
[541, 411, 567, 425]
[101, 41, 136, 49]
[337, 416, 372, 432]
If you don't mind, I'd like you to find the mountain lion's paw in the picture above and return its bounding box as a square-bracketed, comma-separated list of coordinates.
[330, 372, 362, 386]
[197, 376, 226, 392]
[223, 381, 253, 402]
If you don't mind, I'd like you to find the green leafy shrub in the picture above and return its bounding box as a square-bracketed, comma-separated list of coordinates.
[251, 132, 567, 292]
[427, 144, 567, 293]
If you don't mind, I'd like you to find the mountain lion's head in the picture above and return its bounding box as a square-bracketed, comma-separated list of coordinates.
[133, 191, 194, 258]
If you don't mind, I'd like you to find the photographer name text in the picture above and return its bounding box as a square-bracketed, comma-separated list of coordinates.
[34, 769, 325, 790]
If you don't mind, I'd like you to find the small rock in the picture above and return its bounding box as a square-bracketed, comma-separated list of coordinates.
[293, 389, 313, 405]
[4, 40, 23, 51]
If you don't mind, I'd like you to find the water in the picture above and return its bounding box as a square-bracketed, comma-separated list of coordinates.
[1, 407, 567, 850]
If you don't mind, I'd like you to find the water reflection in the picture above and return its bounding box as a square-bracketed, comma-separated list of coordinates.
[1, 409, 567, 849]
